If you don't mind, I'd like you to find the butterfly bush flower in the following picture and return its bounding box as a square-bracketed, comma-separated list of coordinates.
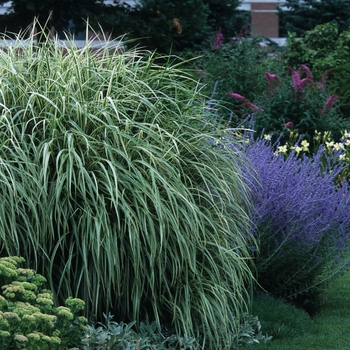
[317, 68, 336, 88]
[227, 92, 246, 100]
[195, 67, 207, 80]
[323, 94, 340, 111]
[265, 72, 280, 86]
[227, 92, 264, 112]
[213, 30, 224, 49]
[284, 121, 294, 128]
[289, 66, 312, 93]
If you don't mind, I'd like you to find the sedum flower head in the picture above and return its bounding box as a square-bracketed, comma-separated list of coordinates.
[27, 332, 41, 341]
[65, 297, 85, 314]
[56, 306, 74, 320]
[14, 334, 28, 343]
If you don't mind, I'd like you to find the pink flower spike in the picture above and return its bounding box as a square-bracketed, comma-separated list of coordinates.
[245, 102, 264, 112]
[317, 68, 336, 88]
[213, 30, 224, 49]
[265, 72, 280, 85]
[324, 94, 340, 110]
[289, 67, 301, 86]
[284, 121, 294, 128]
[227, 92, 246, 100]
[298, 64, 313, 81]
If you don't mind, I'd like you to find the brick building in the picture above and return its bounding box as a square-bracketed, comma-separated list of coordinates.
[240, 0, 287, 41]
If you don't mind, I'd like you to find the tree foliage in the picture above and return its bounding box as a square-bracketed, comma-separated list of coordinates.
[0, 0, 106, 36]
[107, 0, 248, 54]
[278, 0, 350, 37]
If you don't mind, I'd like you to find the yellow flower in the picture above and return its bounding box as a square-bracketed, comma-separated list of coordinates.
[301, 140, 309, 151]
[333, 143, 344, 151]
[278, 145, 288, 154]
[264, 134, 272, 140]
[343, 130, 350, 139]
[294, 146, 303, 154]
[326, 141, 334, 149]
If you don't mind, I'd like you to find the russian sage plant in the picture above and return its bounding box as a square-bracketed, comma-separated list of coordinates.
[225, 129, 350, 313]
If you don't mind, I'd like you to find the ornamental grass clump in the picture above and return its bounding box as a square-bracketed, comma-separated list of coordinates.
[226, 129, 350, 314]
[0, 27, 255, 348]
[0, 256, 86, 350]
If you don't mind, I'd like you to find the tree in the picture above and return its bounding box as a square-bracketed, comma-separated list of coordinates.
[0, 0, 106, 37]
[123, 0, 248, 54]
[278, 0, 350, 37]
[206, 0, 248, 39]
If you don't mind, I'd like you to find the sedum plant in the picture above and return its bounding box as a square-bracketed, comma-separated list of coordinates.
[0, 26, 255, 348]
[0, 256, 86, 350]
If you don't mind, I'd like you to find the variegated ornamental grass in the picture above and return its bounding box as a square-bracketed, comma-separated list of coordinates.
[0, 30, 255, 348]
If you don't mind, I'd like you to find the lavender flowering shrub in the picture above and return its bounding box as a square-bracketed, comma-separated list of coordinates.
[227, 132, 350, 313]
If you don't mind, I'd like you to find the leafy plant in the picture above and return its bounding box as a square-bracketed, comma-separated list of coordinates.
[124, 0, 248, 54]
[232, 64, 349, 153]
[0, 0, 106, 36]
[82, 312, 272, 349]
[0, 27, 255, 349]
[284, 22, 350, 118]
[195, 31, 282, 124]
[277, 0, 350, 37]
[81, 313, 196, 349]
[0, 256, 87, 350]
[224, 129, 350, 314]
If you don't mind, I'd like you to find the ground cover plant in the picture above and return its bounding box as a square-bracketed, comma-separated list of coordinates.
[0, 27, 257, 348]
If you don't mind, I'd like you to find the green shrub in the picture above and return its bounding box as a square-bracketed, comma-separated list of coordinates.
[0, 256, 86, 350]
[0, 28, 255, 349]
[195, 32, 284, 124]
[229, 64, 349, 153]
[284, 22, 350, 117]
[122, 0, 248, 54]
